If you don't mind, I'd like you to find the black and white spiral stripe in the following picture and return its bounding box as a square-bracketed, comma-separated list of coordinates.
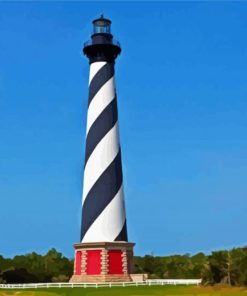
[80, 61, 128, 242]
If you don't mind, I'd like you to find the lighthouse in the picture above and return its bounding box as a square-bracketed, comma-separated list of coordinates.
[70, 15, 135, 283]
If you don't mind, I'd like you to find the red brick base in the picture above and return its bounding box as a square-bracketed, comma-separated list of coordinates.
[69, 241, 135, 283]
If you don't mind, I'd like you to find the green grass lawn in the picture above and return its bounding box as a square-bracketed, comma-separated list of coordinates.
[0, 285, 246, 296]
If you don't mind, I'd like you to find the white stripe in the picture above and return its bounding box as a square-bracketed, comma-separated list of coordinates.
[82, 123, 119, 202]
[86, 77, 115, 134]
[82, 186, 126, 242]
[89, 61, 106, 85]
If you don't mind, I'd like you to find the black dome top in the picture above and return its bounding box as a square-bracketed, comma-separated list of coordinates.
[93, 14, 111, 25]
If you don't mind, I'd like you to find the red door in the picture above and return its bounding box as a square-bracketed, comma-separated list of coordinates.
[75, 251, 82, 275]
[108, 250, 123, 274]
[86, 250, 102, 275]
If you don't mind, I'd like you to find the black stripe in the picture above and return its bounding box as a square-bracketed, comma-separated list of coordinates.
[114, 220, 128, 241]
[88, 63, 114, 106]
[80, 150, 123, 241]
[84, 98, 118, 166]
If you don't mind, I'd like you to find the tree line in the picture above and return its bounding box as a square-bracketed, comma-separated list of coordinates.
[134, 248, 247, 286]
[0, 248, 73, 284]
[0, 248, 247, 285]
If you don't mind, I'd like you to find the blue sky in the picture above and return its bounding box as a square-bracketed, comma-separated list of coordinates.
[0, 2, 247, 258]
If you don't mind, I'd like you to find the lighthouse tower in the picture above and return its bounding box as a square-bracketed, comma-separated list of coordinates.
[70, 16, 135, 283]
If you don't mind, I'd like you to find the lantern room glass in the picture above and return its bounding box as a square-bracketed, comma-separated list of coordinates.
[93, 20, 111, 34]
